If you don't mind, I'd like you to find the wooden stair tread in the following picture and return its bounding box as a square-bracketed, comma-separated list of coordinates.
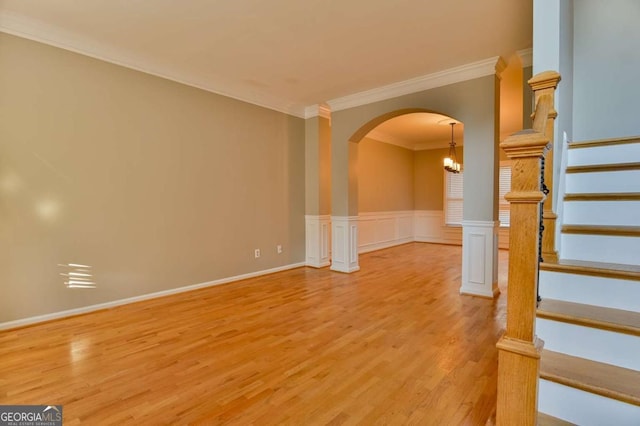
[541, 259, 640, 281]
[566, 162, 640, 173]
[569, 135, 640, 149]
[537, 299, 640, 336]
[561, 224, 640, 237]
[540, 349, 640, 406]
[537, 412, 575, 426]
[564, 192, 640, 201]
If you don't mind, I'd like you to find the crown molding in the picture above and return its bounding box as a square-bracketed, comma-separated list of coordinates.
[0, 12, 308, 118]
[327, 56, 502, 112]
[365, 130, 415, 150]
[365, 131, 463, 152]
[517, 48, 533, 68]
[495, 56, 508, 79]
[304, 103, 332, 120]
[414, 140, 459, 151]
[0, 11, 516, 121]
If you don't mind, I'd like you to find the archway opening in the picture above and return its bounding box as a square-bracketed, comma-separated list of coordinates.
[353, 111, 466, 254]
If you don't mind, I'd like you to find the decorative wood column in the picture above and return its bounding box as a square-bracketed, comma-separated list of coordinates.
[529, 71, 561, 263]
[496, 112, 552, 424]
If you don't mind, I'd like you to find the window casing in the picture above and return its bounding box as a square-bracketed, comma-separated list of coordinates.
[443, 161, 512, 227]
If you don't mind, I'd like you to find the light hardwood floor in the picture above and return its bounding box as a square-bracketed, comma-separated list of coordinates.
[0, 243, 508, 425]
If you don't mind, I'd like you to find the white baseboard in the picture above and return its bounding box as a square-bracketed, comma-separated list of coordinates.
[0, 262, 306, 331]
[414, 237, 461, 245]
[359, 237, 414, 253]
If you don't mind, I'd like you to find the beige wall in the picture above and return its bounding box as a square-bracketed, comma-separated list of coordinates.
[304, 115, 331, 216]
[358, 138, 414, 212]
[500, 54, 525, 142]
[414, 147, 464, 211]
[0, 34, 305, 323]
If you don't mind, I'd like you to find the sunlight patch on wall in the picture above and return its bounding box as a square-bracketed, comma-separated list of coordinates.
[36, 198, 61, 221]
[59, 263, 96, 289]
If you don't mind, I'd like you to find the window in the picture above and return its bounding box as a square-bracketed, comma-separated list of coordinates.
[444, 171, 464, 225]
[443, 162, 512, 227]
[499, 162, 512, 227]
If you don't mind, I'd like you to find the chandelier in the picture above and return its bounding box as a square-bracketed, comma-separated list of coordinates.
[443, 122, 461, 173]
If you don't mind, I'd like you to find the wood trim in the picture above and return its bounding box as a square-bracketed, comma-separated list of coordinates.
[537, 299, 640, 337]
[496, 74, 558, 425]
[569, 135, 640, 149]
[496, 336, 544, 359]
[537, 412, 575, 426]
[528, 71, 561, 92]
[566, 162, 640, 173]
[561, 225, 640, 237]
[564, 192, 640, 201]
[541, 259, 640, 281]
[530, 77, 559, 264]
[540, 350, 640, 406]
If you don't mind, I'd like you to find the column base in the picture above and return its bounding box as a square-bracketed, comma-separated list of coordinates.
[330, 216, 360, 273]
[305, 215, 331, 268]
[460, 220, 500, 298]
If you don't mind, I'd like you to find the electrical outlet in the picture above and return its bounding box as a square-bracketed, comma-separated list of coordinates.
[254, 249, 260, 258]
[277, 245, 282, 254]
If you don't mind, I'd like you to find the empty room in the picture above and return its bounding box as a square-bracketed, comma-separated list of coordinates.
[1, 1, 639, 425]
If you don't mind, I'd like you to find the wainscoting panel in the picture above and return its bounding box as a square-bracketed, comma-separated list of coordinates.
[414, 210, 463, 246]
[358, 211, 415, 253]
[305, 215, 331, 268]
[306, 211, 508, 264]
[460, 220, 500, 298]
[331, 216, 360, 273]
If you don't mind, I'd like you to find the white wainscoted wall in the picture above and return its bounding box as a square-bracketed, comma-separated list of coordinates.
[357, 210, 509, 253]
[358, 211, 415, 253]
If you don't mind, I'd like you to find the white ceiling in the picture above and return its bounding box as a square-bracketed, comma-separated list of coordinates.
[0, 0, 532, 118]
[367, 113, 464, 151]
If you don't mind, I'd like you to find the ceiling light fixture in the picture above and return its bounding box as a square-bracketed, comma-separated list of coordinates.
[443, 122, 461, 173]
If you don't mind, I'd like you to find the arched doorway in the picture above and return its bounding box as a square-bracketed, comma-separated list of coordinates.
[323, 74, 502, 298]
[356, 112, 465, 254]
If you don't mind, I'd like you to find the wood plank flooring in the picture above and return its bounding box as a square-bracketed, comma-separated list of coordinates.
[0, 243, 508, 425]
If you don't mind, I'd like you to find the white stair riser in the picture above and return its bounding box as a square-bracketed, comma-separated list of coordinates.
[561, 234, 640, 265]
[563, 200, 640, 226]
[565, 170, 640, 193]
[568, 143, 640, 166]
[539, 271, 640, 312]
[536, 318, 640, 370]
[539, 379, 640, 426]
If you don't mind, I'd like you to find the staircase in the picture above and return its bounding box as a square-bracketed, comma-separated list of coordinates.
[535, 136, 640, 425]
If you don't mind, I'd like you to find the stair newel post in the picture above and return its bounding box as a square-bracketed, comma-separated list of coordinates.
[496, 102, 553, 424]
[529, 71, 561, 263]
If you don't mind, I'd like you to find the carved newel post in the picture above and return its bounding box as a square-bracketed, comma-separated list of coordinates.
[495, 96, 553, 426]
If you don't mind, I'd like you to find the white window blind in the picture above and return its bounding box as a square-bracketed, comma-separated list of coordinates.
[499, 163, 512, 227]
[444, 171, 464, 225]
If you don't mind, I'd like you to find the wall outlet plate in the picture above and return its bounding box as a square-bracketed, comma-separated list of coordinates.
[254, 249, 260, 258]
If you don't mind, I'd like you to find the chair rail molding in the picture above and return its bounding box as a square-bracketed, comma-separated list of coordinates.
[460, 220, 500, 298]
